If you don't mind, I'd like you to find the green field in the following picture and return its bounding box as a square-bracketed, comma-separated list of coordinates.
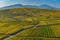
[0, 8, 60, 40]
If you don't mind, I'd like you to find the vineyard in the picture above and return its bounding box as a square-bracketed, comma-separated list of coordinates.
[0, 8, 60, 40]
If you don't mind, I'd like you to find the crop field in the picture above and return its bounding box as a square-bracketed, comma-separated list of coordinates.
[0, 8, 60, 40]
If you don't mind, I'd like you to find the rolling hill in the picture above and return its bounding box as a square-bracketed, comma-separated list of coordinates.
[0, 8, 60, 40]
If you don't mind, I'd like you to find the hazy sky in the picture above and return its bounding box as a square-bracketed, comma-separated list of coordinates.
[0, 0, 60, 8]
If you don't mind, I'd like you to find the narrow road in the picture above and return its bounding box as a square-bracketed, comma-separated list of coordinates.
[2, 23, 39, 40]
[1, 23, 60, 40]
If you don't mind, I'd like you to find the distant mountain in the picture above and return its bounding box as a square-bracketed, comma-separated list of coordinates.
[0, 4, 24, 10]
[0, 4, 60, 10]
[38, 4, 60, 10]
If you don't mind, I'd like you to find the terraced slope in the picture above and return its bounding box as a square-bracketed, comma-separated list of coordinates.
[0, 8, 60, 40]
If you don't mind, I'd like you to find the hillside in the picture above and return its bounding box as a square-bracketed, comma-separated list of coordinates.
[0, 8, 60, 40]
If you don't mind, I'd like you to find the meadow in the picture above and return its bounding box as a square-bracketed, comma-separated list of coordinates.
[0, 8, 60, 40]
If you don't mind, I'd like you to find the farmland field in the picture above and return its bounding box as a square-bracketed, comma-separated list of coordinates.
[0, 8, 60, 40]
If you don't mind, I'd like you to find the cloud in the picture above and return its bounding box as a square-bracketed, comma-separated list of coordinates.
[0, 3, 7, 7]
[0, 0, 7, 8]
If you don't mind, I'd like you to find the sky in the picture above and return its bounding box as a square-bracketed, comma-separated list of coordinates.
[0, 0, 60, 8]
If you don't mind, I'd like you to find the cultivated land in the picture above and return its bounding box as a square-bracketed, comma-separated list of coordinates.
[0, 8, 60, 40]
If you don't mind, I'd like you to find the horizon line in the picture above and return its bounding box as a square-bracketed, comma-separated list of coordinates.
[0, 3, 60, 9]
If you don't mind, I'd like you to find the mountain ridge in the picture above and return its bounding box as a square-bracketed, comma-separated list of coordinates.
[0, 4, 60, 10]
